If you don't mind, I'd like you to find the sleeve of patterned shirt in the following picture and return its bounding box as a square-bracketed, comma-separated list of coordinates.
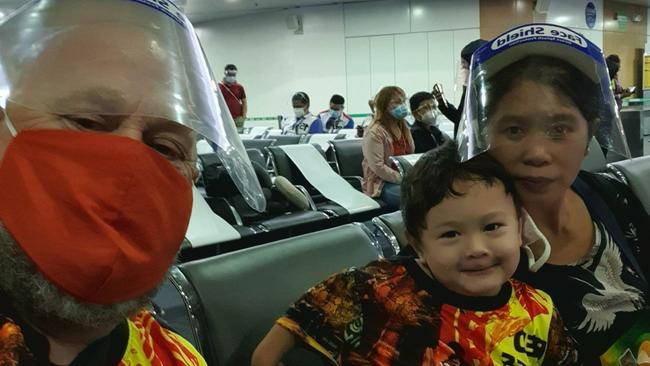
[542, 307, 584, 366]
[276, 268, 364, 365]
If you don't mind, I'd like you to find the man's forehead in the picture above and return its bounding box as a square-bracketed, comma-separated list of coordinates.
[13, 24, 171, 112]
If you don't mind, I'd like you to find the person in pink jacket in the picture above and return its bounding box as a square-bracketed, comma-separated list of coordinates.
[361, 86, 414, 209]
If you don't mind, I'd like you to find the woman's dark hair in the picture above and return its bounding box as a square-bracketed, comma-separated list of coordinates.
[401, 141, 522, 244]
[409, 91, 435, 114]
[606, 56, 620, 80]
[484, 56, 607, 139]
[292, 91, 310, 105]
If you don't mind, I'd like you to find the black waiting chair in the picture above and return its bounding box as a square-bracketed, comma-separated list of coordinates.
[267, 134, 302, 146]
[267, 145, 349, 217]
[242, 139, 275, 161]
[329, 139, 364, 190]
[608, 155, 650, 213]
[199, 153, 331, 242]
[372, 210, 407, 255]
[389, 153, 423, 178]
[168, 223, 382, 366]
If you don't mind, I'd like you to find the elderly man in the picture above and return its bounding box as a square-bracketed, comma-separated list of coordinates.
[0, 0, 261, 364]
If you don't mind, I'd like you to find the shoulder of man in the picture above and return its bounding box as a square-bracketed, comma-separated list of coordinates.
[126, 310, 207, 366]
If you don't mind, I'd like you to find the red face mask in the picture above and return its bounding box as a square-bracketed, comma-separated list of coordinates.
[0, 129, 192, 304]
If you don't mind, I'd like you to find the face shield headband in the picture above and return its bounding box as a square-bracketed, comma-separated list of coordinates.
[458, 23, 631, 162]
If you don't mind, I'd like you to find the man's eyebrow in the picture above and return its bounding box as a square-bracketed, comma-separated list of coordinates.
[50, 88, 128, 113]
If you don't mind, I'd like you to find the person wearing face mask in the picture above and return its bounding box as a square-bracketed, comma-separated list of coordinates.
[219, 64, 248, 130]
[281, 92, 317, 135]
[0, 1, 267, 364]
[360, 86, 414, 209]
[432, 39, 487, 139]
[409, 91, 450, 153]
[309, 94, 354, 134]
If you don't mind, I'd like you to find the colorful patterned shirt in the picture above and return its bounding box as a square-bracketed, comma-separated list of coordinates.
[0, 309, 206, 366]
[278, 258, 580, 366]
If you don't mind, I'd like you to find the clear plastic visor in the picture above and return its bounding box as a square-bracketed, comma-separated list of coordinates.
[0, 0, 265, 212]
[458, 42, 631, 163]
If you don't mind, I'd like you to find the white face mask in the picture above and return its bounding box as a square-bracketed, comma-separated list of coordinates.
[224, 76, 236, 84]
[294, 108, 306, 118]
[420, 110, 437, 126]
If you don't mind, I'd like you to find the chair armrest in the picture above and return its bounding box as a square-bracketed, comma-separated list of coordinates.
[295, 185, 318, 211]
[204, 197, 244, 226]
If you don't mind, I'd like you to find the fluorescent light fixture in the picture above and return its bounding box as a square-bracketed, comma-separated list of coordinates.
[554, 16, 571, 23]
[412, 6, 423, 17]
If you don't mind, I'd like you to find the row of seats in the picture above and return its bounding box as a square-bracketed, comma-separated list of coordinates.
[185, 134, 395, 259]
[185, 135, 614, 259]
[158, 154, 650, 366]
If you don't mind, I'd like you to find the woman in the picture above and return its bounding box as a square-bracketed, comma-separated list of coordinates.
[461, 23, 649, 364]
[606, 54, 634, 112]
[361, 86, 414, 209]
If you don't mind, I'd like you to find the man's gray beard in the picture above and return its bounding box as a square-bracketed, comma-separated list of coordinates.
[0, 222, 159, 330]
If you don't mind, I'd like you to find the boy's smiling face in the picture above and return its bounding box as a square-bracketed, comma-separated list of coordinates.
[411, 179, 522, 297]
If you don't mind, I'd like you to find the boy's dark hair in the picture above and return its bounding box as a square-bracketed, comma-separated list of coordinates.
[330, 94, 345, 105]
[224, 64, 238, 71]
[401, 141, 522, 243]
[409, 91, 434, 114]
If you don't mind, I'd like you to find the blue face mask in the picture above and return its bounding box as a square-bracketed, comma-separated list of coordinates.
[330, 109, 341, 119]
[390, 104, 409, 119]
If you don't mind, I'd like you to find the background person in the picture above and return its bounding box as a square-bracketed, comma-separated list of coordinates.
[310, 94, 354, 133]
[219, 64, 248, 130]
[409, 91, 449, 153]
[606, 54, 634, 111]
[281, 91, 316, 134]
[432, 39, 487, 139]
[360, 86, 413, 209]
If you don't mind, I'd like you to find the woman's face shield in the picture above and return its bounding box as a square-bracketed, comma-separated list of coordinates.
[0, 0, 266, 212]
[458, 24, 631, 163]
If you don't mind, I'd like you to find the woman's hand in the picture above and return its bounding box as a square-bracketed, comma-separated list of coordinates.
[432, 84, 446, 106]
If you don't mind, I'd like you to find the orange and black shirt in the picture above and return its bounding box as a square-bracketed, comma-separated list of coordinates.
[0, 307, 206, 366]
[278, 257, 581, 366]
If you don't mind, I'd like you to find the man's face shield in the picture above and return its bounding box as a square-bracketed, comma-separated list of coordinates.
[458, 24, 631, 162]
[0, 0, 266, 212]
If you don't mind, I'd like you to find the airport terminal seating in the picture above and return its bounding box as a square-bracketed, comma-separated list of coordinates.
[328, 138, 364, 191]
[371, 210, 407, 255]
[608, 155, 650, 213]
[198, 152, 331, 244]
[242, 138, 275, 162]
[161, 223, 382, 366]
[389, 153, 423, 178]
[267, 145, 349, 217]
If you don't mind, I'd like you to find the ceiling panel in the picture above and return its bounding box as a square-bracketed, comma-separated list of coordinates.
[0, 0, 373, 23]
[183, 0, 371, 23]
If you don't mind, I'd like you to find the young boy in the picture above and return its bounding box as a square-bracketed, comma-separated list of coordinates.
[252, 143, 580, 366]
